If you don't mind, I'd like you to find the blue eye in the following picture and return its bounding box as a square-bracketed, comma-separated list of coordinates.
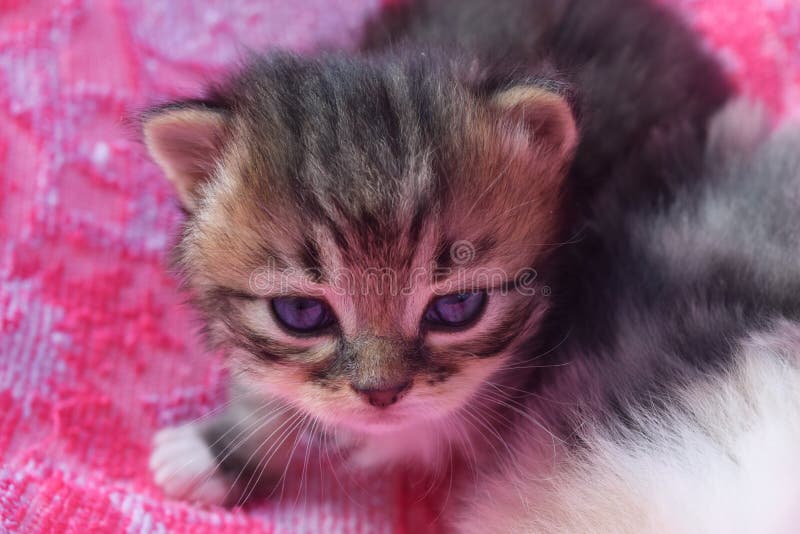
[424, 291, 487, 328]
[271, 297, 334, 334]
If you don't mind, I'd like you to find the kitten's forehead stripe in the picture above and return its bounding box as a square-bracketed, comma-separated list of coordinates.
[434, 238, 455, 275]
[298, 236, 324, 282]
[433, 236, 496, 276]
[221, 54, 450, 234]
[407, 200, 430, 244]
[324, 215, 351, 253]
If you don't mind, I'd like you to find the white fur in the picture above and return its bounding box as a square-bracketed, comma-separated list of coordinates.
[150, 424, 230, 506]
[341, 419, 454, 469]
[454, 323, 800, 533]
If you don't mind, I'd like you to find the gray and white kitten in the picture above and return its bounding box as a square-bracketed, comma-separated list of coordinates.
[453, 100, 800, 533]
[144, 0, 729, 512]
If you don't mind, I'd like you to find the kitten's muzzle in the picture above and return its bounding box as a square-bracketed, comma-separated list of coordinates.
[351, 381, 411, 408]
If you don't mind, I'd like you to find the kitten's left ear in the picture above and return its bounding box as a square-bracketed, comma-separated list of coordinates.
[142, 106, 227, 212]
[491, 86, 578, 161]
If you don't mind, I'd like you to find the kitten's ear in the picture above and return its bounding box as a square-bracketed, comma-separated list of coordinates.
[491, 86, 578, 161]
[142, 106, 227, 211]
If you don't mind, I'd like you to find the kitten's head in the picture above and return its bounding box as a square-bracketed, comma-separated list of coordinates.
[144, 53, 576, 433]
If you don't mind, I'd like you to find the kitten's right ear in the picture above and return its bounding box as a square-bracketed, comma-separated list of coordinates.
[142, 106, 227, 212]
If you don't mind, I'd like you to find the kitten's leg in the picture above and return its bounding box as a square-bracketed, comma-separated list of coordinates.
[149, 389, 302, 506]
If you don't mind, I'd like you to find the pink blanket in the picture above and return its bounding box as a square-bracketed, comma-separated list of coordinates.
[1, 1, 798, 532]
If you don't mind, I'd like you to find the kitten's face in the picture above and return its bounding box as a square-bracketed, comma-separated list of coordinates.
[145, 54, 576, 433]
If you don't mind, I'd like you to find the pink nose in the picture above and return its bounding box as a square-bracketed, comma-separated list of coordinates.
[352, 382, 410, 408]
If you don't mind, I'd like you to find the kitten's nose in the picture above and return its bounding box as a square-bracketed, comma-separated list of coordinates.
[352, 381, 411, 408]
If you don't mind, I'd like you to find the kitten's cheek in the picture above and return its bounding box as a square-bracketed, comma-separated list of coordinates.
[229, 353, 310, 402]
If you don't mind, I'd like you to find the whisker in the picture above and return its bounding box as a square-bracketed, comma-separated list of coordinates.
[321, 429, 362, 507]
[464, 157, 515, 221]
[156, 401, 285, 496]
[272, 413, 312, 502]
[183, 405, 291, 500]
[296, 415, 321, 508]
[493, 327, 574, 372]
[201, 398, 283, 464]
[166, 388, 249, 429]
[486, 379, 577, 407]
[411, 410, 444, 503]
[431, 432, 456, 525]
[497, 361, 573, 372]
[450, 414, 479, 479]
[226, 409, 303, 505]
[476, 386, 565, 448]
[462, 405, 515, 461]
[244, 410, 310, 504]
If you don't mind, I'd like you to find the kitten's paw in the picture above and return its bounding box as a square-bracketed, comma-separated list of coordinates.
[150, 424, 230, 506]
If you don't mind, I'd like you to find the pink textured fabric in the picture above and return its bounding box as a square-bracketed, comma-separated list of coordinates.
[0, 1, 798, 532]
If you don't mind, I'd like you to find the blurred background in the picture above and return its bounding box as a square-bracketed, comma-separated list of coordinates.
[0, 0, 798, 532]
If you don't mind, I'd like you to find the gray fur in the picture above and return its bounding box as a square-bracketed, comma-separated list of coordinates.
[363, 0, 732, 216]
[531, 104, 800, 436]
[146, 0, 736, 511]
[450, 104, 800, 533]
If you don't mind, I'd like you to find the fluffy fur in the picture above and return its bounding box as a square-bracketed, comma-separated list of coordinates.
[363, 0, 731, 216]
[143, 0, 731, 512]
[452, 102, 800, 533]
[147, 51, 578, 505]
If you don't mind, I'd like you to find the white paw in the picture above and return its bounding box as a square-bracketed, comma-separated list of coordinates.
[149, 424, 230, 506]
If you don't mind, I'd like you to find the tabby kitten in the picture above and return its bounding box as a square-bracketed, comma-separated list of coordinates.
[453, 100, 800, 534]
[146, 0, 728, 507]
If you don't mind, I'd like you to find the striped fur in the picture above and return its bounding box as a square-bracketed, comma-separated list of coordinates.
[144, 0, 731, 509]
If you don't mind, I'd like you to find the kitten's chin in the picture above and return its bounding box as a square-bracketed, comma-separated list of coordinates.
[335, 407, 435, 435]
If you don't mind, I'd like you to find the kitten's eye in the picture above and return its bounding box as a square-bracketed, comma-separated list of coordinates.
[271, 297, 334, 334]
[424, 291, 487, 329]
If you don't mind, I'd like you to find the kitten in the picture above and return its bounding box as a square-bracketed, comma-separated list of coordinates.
[453, 101, 800, 533]
[145, 0, 728, 508]
[147, 52, 577, 505]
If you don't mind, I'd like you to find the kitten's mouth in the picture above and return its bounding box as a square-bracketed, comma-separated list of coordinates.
[342, 406, 417, 433]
